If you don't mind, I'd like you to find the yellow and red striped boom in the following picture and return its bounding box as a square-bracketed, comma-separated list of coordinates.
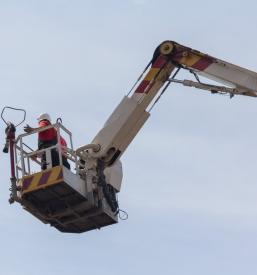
[89, 41, 257, 164]
[133, 41, 257, 100]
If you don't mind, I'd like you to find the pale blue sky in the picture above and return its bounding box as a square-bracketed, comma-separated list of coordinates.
[1, 1, 257, 275]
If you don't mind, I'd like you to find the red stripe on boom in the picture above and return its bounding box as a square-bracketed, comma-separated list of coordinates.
[191, 57, 213, 71]
[152, 56, 167, 68]
[135, 80, 150, 93]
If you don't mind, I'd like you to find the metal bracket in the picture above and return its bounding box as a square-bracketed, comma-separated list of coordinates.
[169, 78, 238, 97]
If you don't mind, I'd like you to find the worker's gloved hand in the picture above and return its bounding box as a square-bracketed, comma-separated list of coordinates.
[24, 124, 34, 133]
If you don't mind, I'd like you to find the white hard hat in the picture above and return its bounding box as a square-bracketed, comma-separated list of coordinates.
[37, 113, 51, 122]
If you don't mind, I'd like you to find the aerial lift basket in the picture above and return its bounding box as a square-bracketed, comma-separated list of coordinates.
[10, 122, 118, 233]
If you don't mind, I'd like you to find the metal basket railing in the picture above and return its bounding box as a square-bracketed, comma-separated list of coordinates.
[14, 123, 79, 180]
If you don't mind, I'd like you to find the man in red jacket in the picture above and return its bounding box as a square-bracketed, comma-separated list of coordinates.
[24, 113, 70, 170]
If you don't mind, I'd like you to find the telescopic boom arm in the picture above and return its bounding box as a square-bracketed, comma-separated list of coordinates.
[80, 41, 257, 166]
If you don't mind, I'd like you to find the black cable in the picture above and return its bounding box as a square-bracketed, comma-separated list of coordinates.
[127, 60, 153, 96]
[1, 106, 26, 127]
[118, 209, 128, 220]
[190, 70, 202, 83]
[148, 67, 181, 112]
[97, 159, 119, 213]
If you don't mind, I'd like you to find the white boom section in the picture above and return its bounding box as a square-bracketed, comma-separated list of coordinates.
[201, 61, 257, 96]
[88, 58, 176, 165]
[80, 41, 257, 166]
